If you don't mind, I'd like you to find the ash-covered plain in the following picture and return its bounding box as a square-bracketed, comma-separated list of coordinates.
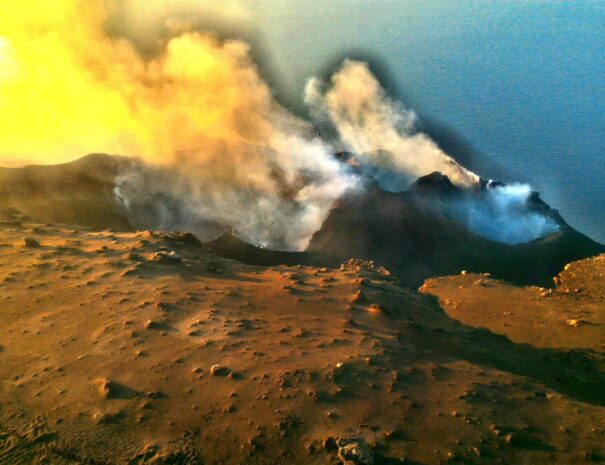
[0, 157, 604, 465]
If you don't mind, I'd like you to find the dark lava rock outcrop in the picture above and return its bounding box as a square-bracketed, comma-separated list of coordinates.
[306, 173, 603, 286]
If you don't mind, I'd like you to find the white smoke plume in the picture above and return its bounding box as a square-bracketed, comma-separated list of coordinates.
[304, 60, 559, 245]
[304, 60, 481, 190]
[114, 139, 359, 250]
[114, 57, 559, 248]
[447, 184, 561, 244]
[0, 0, 559, 248]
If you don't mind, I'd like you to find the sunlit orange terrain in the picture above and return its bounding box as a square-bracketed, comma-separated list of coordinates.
[0, 203, 603, 464]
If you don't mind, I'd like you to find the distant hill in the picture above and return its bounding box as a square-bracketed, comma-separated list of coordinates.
[0, 154, 132, 230]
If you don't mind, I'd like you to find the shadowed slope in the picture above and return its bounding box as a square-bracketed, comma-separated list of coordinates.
[0, 154, 131, 230]
[306, 175, 604, 287]
[203, 233, 323, 267]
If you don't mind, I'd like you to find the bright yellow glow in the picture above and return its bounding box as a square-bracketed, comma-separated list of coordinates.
[0, 0, 268, 165]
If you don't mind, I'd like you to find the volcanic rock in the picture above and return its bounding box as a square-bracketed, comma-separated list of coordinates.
[210, 364, 230, 376]
[23, 237, 40, 248]
[337, 437, 374, 465]
[149, 250, 182, 264]
[305, 174, 604, 287]
[98, 379, 140, 399]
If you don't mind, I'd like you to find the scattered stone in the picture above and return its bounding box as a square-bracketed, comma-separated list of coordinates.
[156, 302, 174, 312]
[368, 304, 386, 314]
[489, 424, 502, 436]
[323, 436, 337, 452]
[352, 290, 365, 304]
[223, 404, 236, 413]
[93, 410, 125, 424]
[24, 237, 40, 248]
[504, 432, 519, 446]
[337, 437, 374, 465]
[150, 251, 182, 264]
[98, 379, 139, 399]
[566, 319, 586, 327]
[210, 364, 230, 376]
[145, 319, 165, 330]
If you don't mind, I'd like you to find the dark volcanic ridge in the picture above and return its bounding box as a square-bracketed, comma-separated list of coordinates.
[303, 173, 603, 287]
[204, 170, 603, 287]
[1, 153, 603, 288]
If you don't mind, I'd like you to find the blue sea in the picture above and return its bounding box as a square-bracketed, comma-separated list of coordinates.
[249, 0, 605, 243]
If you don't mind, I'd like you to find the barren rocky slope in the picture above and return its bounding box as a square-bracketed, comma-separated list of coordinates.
[3, 155, 603, 290]
[0, 207, 603, 465]
[0, 155, 131, 231]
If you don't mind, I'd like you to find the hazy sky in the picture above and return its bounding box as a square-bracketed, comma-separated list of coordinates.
[241, 0, 605, 242]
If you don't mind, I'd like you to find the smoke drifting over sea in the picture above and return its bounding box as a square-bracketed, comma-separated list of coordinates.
[0, 0, 559, 248]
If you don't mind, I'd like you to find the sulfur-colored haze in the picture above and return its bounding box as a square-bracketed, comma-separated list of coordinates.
[0, 0, 279, 164]
[0, 0, 362, 249]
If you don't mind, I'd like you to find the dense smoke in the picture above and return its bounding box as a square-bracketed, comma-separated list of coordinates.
[113, 143, 358, 250]
[0, 0, 559, 248]
[305, 60, 480, 190]
[303, 60, 559, 245]
[0, 0, 360, 249]
[447, 184, 560, 244]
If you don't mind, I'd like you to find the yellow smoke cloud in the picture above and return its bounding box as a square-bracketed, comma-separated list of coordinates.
[0, 0, 270, 165]
[0, 0, 489, 249]
[0, 0, 359, 251]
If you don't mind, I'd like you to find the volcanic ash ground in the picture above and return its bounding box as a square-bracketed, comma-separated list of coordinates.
[0, 213, 604, 464]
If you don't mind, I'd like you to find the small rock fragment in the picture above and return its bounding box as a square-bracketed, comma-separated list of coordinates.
[210, 364, 230, 376]
[337, 438, 374, 465]
[150, 251, 182, 264]
[323, 437, 337, 452]
[351, 290, 365, 304]
[24, 237, 40, 248]
[98, 379, 139, 399]
[566, 319, 586, 327]
[145, 319, 164, 330]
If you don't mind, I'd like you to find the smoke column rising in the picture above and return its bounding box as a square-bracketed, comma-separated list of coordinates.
[0, 0, 559, 247]
[304, 60, 559, 245]
[305, 60, 480, 190]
